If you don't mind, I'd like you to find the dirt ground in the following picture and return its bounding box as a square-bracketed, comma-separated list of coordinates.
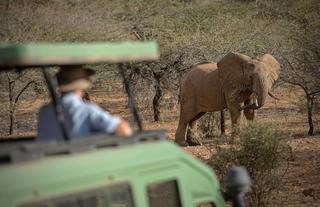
[0, 82, 319, 206]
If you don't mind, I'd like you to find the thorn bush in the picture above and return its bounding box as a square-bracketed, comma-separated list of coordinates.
[209, 122, 285, 207]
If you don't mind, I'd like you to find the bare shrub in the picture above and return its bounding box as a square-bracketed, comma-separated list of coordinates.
[255, 0, 294, 18]
[0, 70, 43, 135]
[279, 0, 320, 135]
[209, 122, 285, 207]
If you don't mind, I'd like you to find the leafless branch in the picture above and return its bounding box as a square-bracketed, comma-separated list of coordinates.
[14, 81, 35, 104]
[280, 77, 306, 91]
[309, 89, 320, 96]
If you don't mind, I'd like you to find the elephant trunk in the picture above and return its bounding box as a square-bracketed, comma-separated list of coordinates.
[253, 73, 268, 108]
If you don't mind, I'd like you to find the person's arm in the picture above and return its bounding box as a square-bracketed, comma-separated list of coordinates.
[113, 119, 133, 136]
[88, 104, 133, 137]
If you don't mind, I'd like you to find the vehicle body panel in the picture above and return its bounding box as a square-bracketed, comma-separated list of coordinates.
[0, 140, 225, 207]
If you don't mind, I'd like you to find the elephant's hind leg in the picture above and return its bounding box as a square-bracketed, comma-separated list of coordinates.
[175, 117, 189, 146]
[175, 111, 204, 146]
[186, 112, 205, 146]
[189, 112, 206, 128]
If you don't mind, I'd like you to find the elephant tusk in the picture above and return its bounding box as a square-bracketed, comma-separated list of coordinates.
[239, 103, 259, 111]
[268, 92, 280, 100]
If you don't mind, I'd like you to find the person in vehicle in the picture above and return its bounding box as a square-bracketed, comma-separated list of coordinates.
[37, 65, 133, 140]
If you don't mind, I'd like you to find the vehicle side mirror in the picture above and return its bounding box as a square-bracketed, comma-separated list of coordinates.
[223, 166, 251, 207]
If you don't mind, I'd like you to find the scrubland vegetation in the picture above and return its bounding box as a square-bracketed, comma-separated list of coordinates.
[0, 0, 319, 206]
[1, 0, 319, 135]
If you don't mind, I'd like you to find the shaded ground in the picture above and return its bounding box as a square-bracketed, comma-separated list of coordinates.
[276, 136, 320, 206]
[0, 82, 319, 206]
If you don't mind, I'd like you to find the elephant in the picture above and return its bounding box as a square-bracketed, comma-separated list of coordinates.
[174, 52, 280, 146]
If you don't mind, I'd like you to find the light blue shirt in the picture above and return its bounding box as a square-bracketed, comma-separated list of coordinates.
[37, 93, 121, 141]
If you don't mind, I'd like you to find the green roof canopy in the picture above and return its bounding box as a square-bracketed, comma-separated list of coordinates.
[0, 42, 159, 69]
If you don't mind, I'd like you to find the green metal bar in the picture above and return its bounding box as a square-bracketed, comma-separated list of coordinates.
[118, 63, 143, 131]
[0, 42, 159, 68]
[42, 69, 70, 141]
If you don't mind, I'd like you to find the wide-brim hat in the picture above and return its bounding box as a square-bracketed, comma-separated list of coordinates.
[56, 65, 95, 92]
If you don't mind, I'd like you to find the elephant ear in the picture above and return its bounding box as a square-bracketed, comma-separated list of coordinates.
[217, 52, 252, 86]
[257, 54, 280, 82]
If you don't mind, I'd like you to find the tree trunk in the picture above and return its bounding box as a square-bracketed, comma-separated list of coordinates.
[152, 71, 163, 122]
[153, 83, 162, 122]
[306, 94, 314, 136]
[8, 75, 14, 135]
[9, 108, 14, 135]
[220, 110, 225, 135]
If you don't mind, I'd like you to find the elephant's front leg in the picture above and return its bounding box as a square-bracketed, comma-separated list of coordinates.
[243, 99, 255, 120]
[223, 92, 242, 137]
[227, 103, 242, 136]
[225, 89, 242, 129]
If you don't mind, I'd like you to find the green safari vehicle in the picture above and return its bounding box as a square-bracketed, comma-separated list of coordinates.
[0, 42, 250, 207]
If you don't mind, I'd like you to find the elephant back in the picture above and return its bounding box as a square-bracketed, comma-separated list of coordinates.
[193, 61, 217, 72]
[194, 61, 214, 66]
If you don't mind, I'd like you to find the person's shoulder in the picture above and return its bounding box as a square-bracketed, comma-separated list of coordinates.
[82, 101, 105, 113]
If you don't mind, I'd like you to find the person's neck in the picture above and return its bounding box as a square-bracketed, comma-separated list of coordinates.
[74, 90, 83, 98]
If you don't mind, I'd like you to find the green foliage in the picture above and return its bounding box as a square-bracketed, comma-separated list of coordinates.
[238, 122, 283, 175]
[209, 122, 285, 207]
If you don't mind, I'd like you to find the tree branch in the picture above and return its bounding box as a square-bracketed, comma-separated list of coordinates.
[280, 77, 307, 92]
[309, 89, 320, 96]
[14, 81, 35, 104]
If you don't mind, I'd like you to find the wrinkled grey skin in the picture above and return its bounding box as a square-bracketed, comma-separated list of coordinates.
[175, 52, 280, 146]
